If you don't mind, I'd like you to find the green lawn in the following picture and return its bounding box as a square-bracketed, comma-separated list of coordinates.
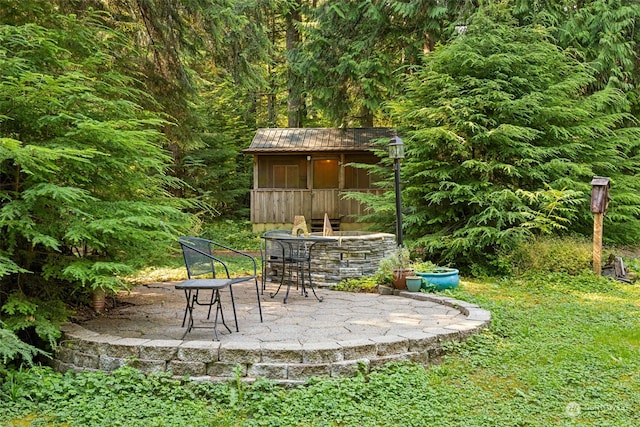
[1, 271, 639, 426]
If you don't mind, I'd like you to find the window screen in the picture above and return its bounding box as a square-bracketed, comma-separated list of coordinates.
[344, 154, 379, 189]
[258, 156, 307, 188]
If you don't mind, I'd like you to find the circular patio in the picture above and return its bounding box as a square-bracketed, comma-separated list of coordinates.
[54, 281, 491, 385]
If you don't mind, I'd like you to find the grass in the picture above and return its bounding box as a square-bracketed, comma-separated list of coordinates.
[125, 253, 259, 285]
[1, 270, 639, 426]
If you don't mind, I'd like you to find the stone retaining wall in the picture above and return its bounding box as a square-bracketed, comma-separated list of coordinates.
[311, 232, 396, 287]
[53, 292, 491, 385]
[267, 232, 397, 288]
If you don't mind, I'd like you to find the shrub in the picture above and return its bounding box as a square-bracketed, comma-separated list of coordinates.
[411, 260, 438, 273]
[200, 219, 261, 251]
[331, 276, 378, 293]
[0, 324, 47, 371]
[502, 236, 592, 276]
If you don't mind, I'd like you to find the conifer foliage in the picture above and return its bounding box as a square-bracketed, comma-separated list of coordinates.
[390, 11, 640, 269]
[0, 11, 191, 345]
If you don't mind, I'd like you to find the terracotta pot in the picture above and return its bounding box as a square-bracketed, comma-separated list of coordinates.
[392, 268, 414, 289]
[92, 288, 106, 312]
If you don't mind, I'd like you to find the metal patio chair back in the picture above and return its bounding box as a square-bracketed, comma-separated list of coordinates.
[260, 230, 292, 291]
[181, 237, 224, 279]
[176, 237, 263, 340]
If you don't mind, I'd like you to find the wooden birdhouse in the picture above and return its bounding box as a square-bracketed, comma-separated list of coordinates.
[590, 176, 610, 214]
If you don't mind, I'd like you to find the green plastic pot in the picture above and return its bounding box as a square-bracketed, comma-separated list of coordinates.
[405, 276, 423, 292]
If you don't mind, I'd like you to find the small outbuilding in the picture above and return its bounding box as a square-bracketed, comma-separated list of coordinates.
[244, 127, 394, 232]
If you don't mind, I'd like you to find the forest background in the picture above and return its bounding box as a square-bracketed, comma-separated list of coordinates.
[1, 0, 640, 359]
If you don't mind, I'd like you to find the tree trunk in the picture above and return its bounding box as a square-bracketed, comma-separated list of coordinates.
[359, 105, 374, 128]
[286, 1, 304, 128]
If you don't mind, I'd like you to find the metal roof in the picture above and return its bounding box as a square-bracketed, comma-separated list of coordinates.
[244, 128, 395, 153]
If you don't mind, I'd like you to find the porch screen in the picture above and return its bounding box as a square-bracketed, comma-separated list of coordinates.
[258, 156, 307, 189]
[273, 165, 298, 188]
[344, 154, 379, 189]
[313, 159, 339, 189]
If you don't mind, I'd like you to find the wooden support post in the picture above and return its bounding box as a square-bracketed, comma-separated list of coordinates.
[590, 176, 610, 276]
[593, 212, 603, 275]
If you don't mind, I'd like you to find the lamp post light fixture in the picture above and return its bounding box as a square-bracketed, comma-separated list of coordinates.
[389, 136, 405, 247]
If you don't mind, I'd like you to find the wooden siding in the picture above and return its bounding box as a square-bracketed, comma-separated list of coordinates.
[251, 189, 383, 224]
[339, 190, 379, 219]
[251, 190, 311, 223]
[312, 189, 339, 219]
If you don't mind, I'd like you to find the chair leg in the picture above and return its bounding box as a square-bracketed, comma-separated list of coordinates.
[213, 289, 232, 340]
[269, 258, 287, 301]
[305, 258, 323, 302]
[180, 287, 234, 341]
[254, 277, 263, 322]
[228, 285, 239, 332]
[261, 257, 267, 295]
[181, 289, 192, 327]
[206, 289, 215, 320]
[283, 258, 295, 304]
[181, 289, 196, 339]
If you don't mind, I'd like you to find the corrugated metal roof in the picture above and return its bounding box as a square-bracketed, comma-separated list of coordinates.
[244, 128, 395, 153]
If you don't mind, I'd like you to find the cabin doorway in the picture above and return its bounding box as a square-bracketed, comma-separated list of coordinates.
[311, 158, 340, 221]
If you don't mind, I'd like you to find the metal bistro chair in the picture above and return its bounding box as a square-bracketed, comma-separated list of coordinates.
[283, 237, 324, 303]
[176, 237, 263, 340]
[263, 231, 324, 304]
[260, 230, 291, 293]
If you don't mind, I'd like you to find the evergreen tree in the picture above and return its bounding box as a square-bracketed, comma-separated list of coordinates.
[296, 0, 477, 127]
[296, 0, 401, 127]
[0, 11, 192, 345]
[513, 0, 640, 111]
[387, 9, 640, 270]
[559, 0, 640, 98]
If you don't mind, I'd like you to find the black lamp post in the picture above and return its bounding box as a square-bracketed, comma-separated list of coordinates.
[389, 136, 405, 247]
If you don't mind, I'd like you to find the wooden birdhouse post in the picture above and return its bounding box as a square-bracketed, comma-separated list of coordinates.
[591, 176, 610, 275]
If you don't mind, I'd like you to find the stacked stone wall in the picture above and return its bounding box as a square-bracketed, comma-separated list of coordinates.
[265, 232, 397, 288]
[53, 292, 491, 385]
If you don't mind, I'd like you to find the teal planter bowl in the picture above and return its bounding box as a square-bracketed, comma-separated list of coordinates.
[417, 268, 459, 290]
[405, 276, 423, 292]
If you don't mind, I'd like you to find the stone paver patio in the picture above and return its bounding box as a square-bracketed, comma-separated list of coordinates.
[54, 281, 491, 385]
